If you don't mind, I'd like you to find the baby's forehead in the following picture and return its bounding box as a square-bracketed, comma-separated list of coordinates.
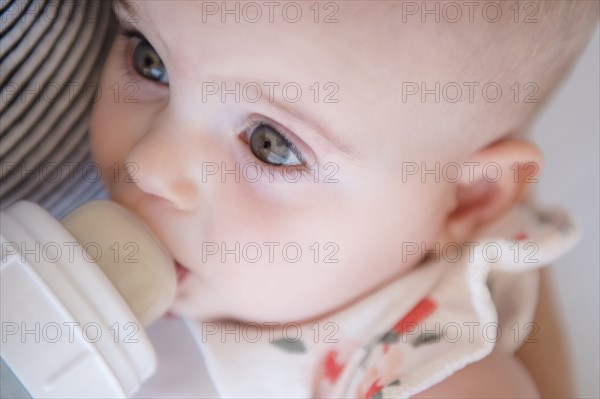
[128, 1, 552, 72]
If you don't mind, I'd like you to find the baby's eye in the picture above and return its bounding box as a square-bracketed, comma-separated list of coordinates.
[249, 123, 303, 166]
[132, 39, 169, 85]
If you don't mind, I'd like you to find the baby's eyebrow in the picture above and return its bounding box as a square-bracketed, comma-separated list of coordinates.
[206, 75, 350, 155]
[268, 96, 352, 156]
[222, 77, 351, 156]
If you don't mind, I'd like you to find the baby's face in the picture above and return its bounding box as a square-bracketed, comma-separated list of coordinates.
[91, 1, 530, 322]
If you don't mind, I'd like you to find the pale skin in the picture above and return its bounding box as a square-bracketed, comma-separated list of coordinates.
[90, 1, 596, 397]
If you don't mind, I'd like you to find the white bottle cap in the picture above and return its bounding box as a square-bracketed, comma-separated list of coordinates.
[0, 201, 175, 398]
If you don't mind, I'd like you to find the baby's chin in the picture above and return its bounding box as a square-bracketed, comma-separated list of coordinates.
[167, 302, 272, 324]
[167, 282, 267, 323]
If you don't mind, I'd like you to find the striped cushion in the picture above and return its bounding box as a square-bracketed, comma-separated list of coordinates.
[1, 0, 115, 218]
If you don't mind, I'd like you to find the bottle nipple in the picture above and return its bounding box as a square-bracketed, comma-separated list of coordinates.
[61, 201, 176, 327]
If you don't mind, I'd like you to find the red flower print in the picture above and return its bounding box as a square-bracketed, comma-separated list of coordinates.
[392, 298, 437, 334]
[324, 350, 345, 383]
[513, 232, 528, 241]
[365, 377, 383, 399]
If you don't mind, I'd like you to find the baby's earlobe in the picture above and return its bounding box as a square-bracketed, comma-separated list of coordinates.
[444, 139, 543, 241]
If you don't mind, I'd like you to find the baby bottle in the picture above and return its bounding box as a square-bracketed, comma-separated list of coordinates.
[0, 200, 176, 398]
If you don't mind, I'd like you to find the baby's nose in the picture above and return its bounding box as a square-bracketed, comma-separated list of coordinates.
[125, 131, 201, 211]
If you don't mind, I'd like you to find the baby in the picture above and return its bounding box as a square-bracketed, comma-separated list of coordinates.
[90, 1, 598, 397]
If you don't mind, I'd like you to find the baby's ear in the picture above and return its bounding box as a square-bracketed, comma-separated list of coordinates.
[445, 139, 543, 242]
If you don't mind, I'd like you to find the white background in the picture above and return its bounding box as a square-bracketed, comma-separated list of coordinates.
[531, 25, 599, 398]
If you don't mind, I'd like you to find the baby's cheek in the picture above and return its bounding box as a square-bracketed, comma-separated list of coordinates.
[89, 106, 117, 188]
[89, 99, 159, 196]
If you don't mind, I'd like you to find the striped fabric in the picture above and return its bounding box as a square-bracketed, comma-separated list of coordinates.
[1, 0, 115, 218]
